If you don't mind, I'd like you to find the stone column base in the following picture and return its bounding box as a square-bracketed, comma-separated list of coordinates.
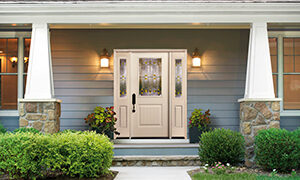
[19, 99, 61, 134]
[239, 98, 281, 167]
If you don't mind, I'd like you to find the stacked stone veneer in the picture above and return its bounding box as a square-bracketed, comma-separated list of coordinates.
[240, 101, 280, 167]
[19, 100, 61, 133]
[112, 156, 200, 166]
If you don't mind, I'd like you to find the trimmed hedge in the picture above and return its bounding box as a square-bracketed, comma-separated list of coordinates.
[255, 128, 300, 172]
[198, 128, 245, 165]
[0, 131, 113, 179]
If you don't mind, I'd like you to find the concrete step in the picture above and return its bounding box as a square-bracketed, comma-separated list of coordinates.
[113, 143, 199, 156]
[112, 155, 200, 166]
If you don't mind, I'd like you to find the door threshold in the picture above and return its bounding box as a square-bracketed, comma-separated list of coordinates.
[113, 139, 190, 144]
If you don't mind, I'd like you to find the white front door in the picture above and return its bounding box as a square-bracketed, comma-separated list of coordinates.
[114, 49, 187, 139]
[131, 52, 169, 137]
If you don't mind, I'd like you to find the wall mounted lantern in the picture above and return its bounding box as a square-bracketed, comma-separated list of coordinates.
[192, 48, 201, 67]
[100, 48, 110, 68]
[10, 57, 18, 67]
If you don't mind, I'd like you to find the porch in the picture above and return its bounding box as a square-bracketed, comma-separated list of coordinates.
[0, 2, 300, 158]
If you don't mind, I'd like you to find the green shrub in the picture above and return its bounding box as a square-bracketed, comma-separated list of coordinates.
[0, 132, 43, 179]
[12, 127, 40, 134]
[199, 128, 245, 166]
[47, 131, 113, 178]
[0, 131, 113, 179]
[255, 128, 300, 172]
[58, 129, 81, 134]
[0, 123, 6, 134]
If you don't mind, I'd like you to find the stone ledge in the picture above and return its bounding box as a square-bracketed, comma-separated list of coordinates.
[238, 98, 281, 102]
[112, 155, 200, 166]
[18, 98, 62, 103]
[114, 155, 199, 161]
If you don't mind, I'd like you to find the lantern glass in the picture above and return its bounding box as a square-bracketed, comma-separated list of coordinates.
[100, 57, 109, 67]
[192, 57, 201, 67]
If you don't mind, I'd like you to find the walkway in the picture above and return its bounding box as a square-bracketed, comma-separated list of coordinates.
[111, 166, 197, 180]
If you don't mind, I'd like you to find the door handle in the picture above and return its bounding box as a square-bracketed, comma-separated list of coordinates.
[132, 93, 136, 113]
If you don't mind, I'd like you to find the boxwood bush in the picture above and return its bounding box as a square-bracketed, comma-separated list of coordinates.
[255, 128, 300, 172]
[198, 128, 245, 165]
[0, 131, 113, 179]
[12, 127, 40, 134]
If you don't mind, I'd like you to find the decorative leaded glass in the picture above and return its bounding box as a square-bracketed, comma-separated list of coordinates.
[139, 58, 162, 96]
[175, 59, 182, 97]
[120, 59, 127, 97]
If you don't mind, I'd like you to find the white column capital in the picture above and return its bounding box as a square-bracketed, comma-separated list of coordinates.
[243, 22, 275, 99]
[24, 23, 54, 100]
[32, 23, 49, 29]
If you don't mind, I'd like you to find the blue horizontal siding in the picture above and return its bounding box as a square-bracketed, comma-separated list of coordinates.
[0, 116, 18, 132]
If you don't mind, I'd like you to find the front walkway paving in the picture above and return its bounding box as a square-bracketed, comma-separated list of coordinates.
[111, 166, 197, 180]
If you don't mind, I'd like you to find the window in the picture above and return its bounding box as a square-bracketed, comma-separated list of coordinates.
[269, 32, 300, 114]
[283, 38, 300, 110]
[0, 38, 18, 110]
[0, 33, 31, 111]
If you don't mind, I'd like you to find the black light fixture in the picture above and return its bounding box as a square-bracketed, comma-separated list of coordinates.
[192, 48, 201, 67]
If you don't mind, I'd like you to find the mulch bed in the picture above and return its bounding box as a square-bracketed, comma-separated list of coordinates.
[188, 167, 299, 177]
[0, 171, 118, 180]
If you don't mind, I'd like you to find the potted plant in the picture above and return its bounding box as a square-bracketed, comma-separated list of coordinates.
[189, 109, 211, 143]
[84, 106, 120, 139]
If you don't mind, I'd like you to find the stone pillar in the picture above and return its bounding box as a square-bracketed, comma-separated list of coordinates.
[239, 100, 280, 167]
[19, 99, 61, 133]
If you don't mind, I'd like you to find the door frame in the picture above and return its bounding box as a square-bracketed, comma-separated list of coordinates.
[114, 49, 187, 139]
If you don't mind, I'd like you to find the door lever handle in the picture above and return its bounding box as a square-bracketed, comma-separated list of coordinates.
[132, 93, 136, 113]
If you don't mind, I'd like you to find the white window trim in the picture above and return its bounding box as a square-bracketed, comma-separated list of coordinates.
[0, 31, 31, 116]
[269, 31, 300, 116]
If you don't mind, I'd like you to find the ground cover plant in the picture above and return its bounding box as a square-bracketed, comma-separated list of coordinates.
[190, 164, 300, 180]
[255, 128, 300, 172]
[0, 131, 114, 179]
[198, 128, 245, 166]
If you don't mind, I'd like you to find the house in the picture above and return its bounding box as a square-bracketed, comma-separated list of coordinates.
[0, 0, 299, 160]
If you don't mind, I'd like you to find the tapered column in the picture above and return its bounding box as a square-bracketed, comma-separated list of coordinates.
[239, 22, 281, 167]
[19, 23, 60, 133]
[244, 22, 275, 99]
[25, 23, 54, 100]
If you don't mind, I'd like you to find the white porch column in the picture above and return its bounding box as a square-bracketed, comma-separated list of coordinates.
[19, 23, 60, 134]
[239, 22, 281, 167]
[244, 22, 274, 99]
[24, 23, 54, 100]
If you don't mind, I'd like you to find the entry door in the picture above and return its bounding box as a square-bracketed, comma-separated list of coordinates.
[131, 52, 169, 137]
[114, 49, 187, 139]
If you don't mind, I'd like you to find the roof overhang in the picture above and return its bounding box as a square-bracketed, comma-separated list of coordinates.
[0, 2, 300, 24]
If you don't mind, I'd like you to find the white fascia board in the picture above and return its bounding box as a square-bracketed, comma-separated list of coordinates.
[0, 3, 300, 24]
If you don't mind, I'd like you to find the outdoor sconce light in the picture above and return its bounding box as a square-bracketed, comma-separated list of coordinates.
[100, 48, 110, 68]
[24, 57, 29, 64]
[10, 57, 18, 67]
[192, 48, 201, 67]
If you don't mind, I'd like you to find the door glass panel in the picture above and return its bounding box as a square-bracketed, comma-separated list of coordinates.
[139, 58, 162, 96]
[120, 59, 127, 97]
[175, 59, 182, 97]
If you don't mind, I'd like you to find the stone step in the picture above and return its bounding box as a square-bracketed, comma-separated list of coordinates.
[112, 155, 200, 166]
[113, 143, 199, 156]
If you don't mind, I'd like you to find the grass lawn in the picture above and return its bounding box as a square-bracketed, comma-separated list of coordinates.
[192, 173, 300, 180]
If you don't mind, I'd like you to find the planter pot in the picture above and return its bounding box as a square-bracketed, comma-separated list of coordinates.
[189, 127, 203, 143]
[92, 128, 114, 139]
